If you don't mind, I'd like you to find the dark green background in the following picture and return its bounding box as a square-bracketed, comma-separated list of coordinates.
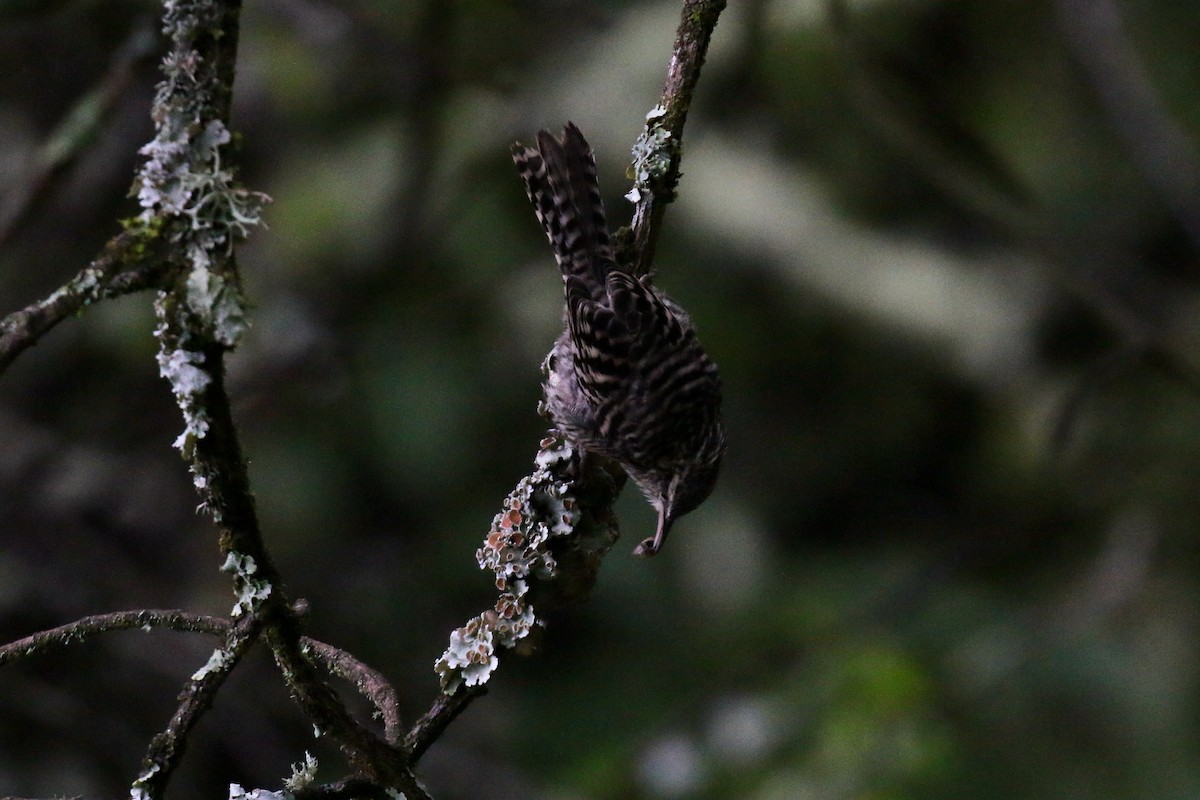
[2, 0, 1200, 798]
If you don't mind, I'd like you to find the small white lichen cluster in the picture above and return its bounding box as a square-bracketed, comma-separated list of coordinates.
[228, 785, 289, 800]
[191, 646, 234, 681]
[130, 763, 159, 800]
[434, 437, 581, 693]
[153, 320, 212, 454]
[44, 264, 105, 311]
[221, 551, 273, 617]
[222, 750, 334, 800]
[625, 105, 674, 203]
[283, 751, 319, 792]
[435, 617, 498, 693]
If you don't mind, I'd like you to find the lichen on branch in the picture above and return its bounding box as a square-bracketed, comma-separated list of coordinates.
[136, 0, 269, 483]
[435, 436, 620, 693]
[137, 0, 267, 358]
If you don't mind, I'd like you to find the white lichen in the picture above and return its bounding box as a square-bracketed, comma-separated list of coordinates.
[434, 616, 499, 694]
[131, 762, 160, 800]
[156, 345, 211, 395]
[228, 785, 289, 800]
[140, 118, 262, 351]
[191, 647, 233, 681]
[153, 312, 212, 453]
[185, 261, 247, 346]
[221, 551, 257, 575]
[220, 552, 273, 616]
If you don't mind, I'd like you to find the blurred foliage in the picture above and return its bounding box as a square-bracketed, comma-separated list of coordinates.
[3, 0, 1200, 798]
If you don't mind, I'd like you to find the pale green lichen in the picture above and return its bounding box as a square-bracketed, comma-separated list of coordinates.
[130, 763, 160, 800]
[626, 105, 674, 203]
[141, 118, 262, 351]
[185, 259, 247, 346]
[283, 752, 319, 792]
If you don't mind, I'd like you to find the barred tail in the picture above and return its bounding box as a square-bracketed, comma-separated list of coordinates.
[512, 123, 614, 298]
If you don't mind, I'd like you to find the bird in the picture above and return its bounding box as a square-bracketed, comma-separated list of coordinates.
[511, 122, 726, 556]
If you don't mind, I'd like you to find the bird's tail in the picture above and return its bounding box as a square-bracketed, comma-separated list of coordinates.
[512, 123, 614, 298]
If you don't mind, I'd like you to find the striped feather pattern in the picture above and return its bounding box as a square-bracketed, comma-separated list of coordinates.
[512, 123, 726, 556]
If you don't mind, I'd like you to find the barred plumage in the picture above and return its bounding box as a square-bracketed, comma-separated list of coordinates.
[512, 123, 726, 556]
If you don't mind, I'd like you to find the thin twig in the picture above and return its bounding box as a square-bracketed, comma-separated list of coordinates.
[0, 609, 227, 667]
[267, 627, 430, 799]
[403, 684, 486, 762]
[306, 638, 405, 746]
[0, 23, 158, 246]
[0, 230, 170, 376]
[0, 606, 411, 765]
[134, 612, 264, 797]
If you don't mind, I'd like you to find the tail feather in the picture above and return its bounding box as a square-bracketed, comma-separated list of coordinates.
[512, 123, 613, 297]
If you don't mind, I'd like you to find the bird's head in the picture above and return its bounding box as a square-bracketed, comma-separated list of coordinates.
[633, 426, 726, 557]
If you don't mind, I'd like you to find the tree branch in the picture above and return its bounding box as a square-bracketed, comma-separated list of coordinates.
[0, 22, 158, 247]
[0, 609, 226, 666]
[623, 0, 727, 275]
[133, 1, 427, 792]
[0, 229, 171, 376]
[404, 685, 487, 762]
[268, 627, 429, 798]
[306, 638, 405, 747]
[134, 612, 264, 798]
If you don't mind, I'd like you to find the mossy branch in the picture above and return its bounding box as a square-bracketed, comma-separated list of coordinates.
[619, 0, 727, 275]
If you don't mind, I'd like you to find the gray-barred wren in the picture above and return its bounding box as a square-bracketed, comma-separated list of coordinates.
[512, 123, 726, 556]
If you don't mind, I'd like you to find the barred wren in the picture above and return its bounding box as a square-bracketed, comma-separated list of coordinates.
[512, 123, 726, 556]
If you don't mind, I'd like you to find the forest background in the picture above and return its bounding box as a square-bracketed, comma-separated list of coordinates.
[2, 0, 1200, 798]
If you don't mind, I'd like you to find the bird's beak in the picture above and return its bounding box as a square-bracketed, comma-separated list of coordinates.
[634, 504, 673, 557]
